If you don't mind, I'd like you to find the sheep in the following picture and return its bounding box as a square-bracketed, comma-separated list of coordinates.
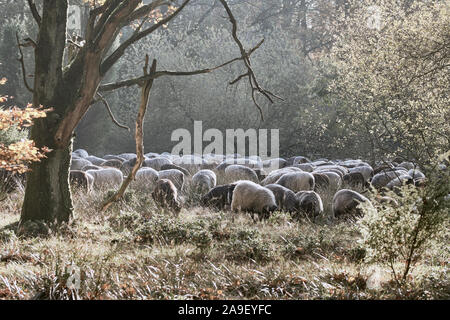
[371, 170, 408, 189]
[332, 189, 372, 219]
[223, 165, 259, 184]
[201, 183, 236, 210]
[118, 153, 137, 161]
[101, 159, 123, 169]
[275, 172, 315, 193]
[158, 169, 185, 191]
[86, 168, 123, 189]
[408, 169, 425, 180]
[295, 191, 324, 219]
[85, 156, 106, 166]
[253, 168, 267, 181]
[192, 169, 217, 193]
[385, 174, 414, 190]
[349, 165, 373, 181]
[312, 172, 330, 192]
[343, 172, 366, 189]
[316, 171, 342, 191]
[81, 164, 102, 171]
[69, 170, 93, 192]
[216, 158, 261, 172]
[398, 161, 415, 171]
[231, 180, 277, 220]
[73, 149, 89, 158]
[292, 163, 314, 172]
[261, 167, 302, 186]
[265, 184, 299, 213]
[293, 156, 311, 165]
[134, 168, 159, 191]
[144, 157, 172, 171]
[151, 179, 181, 215]
[262, 158, 287, 172]
[103, 155, 125, 162]
[71, 158, 92, 171]
[160, 164, 190, 176]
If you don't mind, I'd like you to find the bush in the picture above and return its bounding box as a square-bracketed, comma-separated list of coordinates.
[359, 172, 449, 285]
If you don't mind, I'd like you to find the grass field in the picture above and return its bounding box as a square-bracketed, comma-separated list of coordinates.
[0, 186, 448, 300]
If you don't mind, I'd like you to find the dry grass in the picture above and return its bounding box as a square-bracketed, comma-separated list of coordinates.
[0, 186, 448, 300]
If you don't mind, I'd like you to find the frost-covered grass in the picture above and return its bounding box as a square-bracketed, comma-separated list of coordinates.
[0, 187, 448, 300]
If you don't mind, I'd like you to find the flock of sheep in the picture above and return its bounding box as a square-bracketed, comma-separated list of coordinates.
[70, 149, 429, 221]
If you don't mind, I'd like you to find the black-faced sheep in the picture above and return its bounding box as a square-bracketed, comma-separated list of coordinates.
[201, 183, 236, 210]
[265, 184, 299, 213]
[231, 180, 277, 220]
[295, 190, 324, 219]
[151, 179, 181, 215]
[332, 189, 372, 219]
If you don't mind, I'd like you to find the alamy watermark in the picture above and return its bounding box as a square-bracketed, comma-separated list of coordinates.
[171, 121, 279, 162]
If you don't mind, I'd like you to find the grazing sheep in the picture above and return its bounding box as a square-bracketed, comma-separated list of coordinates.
[312, 172, 330, 192]
[295, 191, 324, 219]
[349, 165, 373, 181]
[192, 169, 217, 193]
[316, 171, 342, 191]
[265, 184, 299, 213]
[293, 156, 311, 165]
[151, 179, 181, 215]
[69, 170, 93, 192]
[85, 156, 106, 166]
[160, 164, 190, 176]
[134, 168, 159, 191]
[332, 189, 372, 219]
[373, 164, 395, 175]
[144, 157, 172, 171]
[224, 165, 259, 183]
[231, 180, 277, 220]
[71, 158, 92, 171]
[386, 174, 414, 190]
[343, 172, 366, 189]
[262, 158, 287, 172]
[216, 158, 261, 172]
[73, 149, 89, 158]
[103, 155, 125, 162]
[101, 159, 123, 169]
[120, 158, 139, 175]
[253, 168, 267, 181]
[261, 167, 302, 186]
[398, 161, 415, 171]
[158, 169, 185, 191]
[86, 168, 123, 189]
[118, 153, 137, 161]
[292, 163, 314, 172]
[275, 172, 315, 193]
[201, 183, 237, 210]
[408, 169, 425, 180]
[81, 164, 102, 171]
[371, 170, 408, 189]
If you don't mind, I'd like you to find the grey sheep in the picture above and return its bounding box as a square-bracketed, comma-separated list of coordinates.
[192, 169, 217, 193]
[332, 189, 372, 219]
[295, 190, 324, 219]
[275, 171, 315, 193]
[86, 168, 123, 189]
[224, 165, 259, 183]
[231, 180, 277, 220]
[158, 169, 185, 191]
[265, 184, 299, 213]
[152, 179, 181, 215]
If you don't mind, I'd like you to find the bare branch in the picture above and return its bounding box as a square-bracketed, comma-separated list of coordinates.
[95, 93, 130, 131]
[100, 0, 192, 75]
[101, 58, 157, 212]
[26, 0, 41, 26]
[218, 0, 283, 121]
[15, 33, 34, 93]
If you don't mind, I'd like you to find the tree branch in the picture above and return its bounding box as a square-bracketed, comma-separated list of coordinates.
[98, 40, 264, 92]
[100, 0, 191, 75]
[95, 93, 130, 131]
[26, 0, 41, 26]
[101, 57, 157, 212]
[15, 33, 34, 93]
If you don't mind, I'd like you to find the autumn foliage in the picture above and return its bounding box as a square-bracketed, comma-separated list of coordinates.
[0, 78, 51, 174]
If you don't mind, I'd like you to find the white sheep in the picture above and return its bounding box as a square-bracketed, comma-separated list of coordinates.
[192, 169, 217, 193]
[231, 180, 277, 220]
[275, 171, 315, 193]
[86, 168, 123, 189]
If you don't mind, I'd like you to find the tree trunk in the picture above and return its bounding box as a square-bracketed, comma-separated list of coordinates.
[20, 136, 73, 225]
